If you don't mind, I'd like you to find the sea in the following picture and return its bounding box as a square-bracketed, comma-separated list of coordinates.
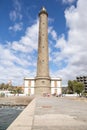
[0, 106, 25, 130]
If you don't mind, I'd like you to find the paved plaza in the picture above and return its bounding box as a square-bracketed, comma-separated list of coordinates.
[32, 97, 87, 130]
[7, 97, 87, 130]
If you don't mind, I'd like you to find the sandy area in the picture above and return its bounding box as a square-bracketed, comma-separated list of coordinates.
[0, 96, 34, 106]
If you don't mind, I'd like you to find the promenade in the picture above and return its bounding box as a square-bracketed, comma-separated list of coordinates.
[7, 97, 87, 130]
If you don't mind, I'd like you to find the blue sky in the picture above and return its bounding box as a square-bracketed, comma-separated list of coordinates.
[0, 0, 87, 86]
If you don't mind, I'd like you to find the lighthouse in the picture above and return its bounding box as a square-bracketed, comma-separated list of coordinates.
[24, 7, 62, 96]
[35, 7, 51, 95]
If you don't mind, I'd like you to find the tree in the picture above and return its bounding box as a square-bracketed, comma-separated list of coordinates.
[0, 83, 23, 95]
[73, 82, 84, 95]
[4, 83, 9, 90]
[68, 80, 74, 94]
[16, 87, 23, 94]
[62, 87, 68, 94]
[11, 87, 23, 94]
[68, 80, 84, 95]
[8, 85, 13, 91]
[0, 83, 5, 90]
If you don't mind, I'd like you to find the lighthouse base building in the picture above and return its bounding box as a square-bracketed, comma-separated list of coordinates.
[24, 78, 62, 96]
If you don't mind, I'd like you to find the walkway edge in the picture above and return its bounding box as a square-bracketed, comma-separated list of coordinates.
[6, 98, 36, 130]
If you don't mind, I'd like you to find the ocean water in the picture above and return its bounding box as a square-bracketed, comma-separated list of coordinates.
[0, 106, 25, 130]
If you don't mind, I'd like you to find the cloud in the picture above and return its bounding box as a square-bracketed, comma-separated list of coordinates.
[62, 0, 76, 4]
[9, 0, 22, 21]
[9, 0, 23, 32]
[11, 20, 38, 52]
[9, 22, 23, 32]
[0, 20, 39, 85]
[0, 43, 33, 85]
[50, 0, 87, 85]
[9, 10, 17, 21]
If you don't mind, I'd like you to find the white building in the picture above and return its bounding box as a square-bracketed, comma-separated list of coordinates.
[24, 77, 62, 96]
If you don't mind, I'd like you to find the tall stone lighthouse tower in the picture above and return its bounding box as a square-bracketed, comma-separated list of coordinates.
[35, 7, 51, 95]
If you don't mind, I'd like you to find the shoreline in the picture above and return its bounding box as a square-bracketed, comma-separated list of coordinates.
[0, 96, 34, 106]
[0, 104, 28, 107]
[0, 96, 87, 107]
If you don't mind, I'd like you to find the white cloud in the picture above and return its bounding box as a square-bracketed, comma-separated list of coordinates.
[9, 0, 23, 32]
[9, 10, 22, 22]
[9, 0, 22, 21]
[9, 10, 17, 21]
[11, 20, 38, 52]
[62, 0, 76, 4]
[0, 42, 36, 85]
[48, 18, 54, 24]
[50, 0, 87, 85]
[49, 28, 58, 41]
[0, 20, 38, 85]
[9, 22, 23, 32]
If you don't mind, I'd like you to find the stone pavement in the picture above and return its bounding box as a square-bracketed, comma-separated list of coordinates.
[7, 97, 87, 130]
[32, 97, 87, 130]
